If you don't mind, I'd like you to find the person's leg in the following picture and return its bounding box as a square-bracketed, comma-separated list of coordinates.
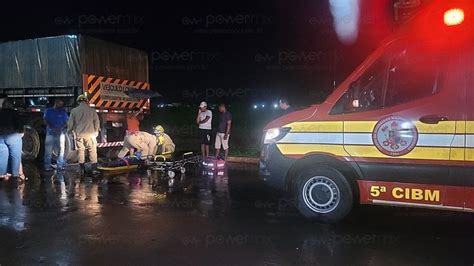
[43, 133, 54, 170]
[222, 134, 230, 161]
[86, 137, 98, 164]
[205, 130, 211, 157]
[76, 138, 86, 174]
[0, 137, 8, 176]
[215, 133, 222, 158]
[57, 133, 66, 169]
[147, 140, 157, 158]
[5, 133, 22, 177]
[199, 129, 206, 158]
[201, 144, 206, 158]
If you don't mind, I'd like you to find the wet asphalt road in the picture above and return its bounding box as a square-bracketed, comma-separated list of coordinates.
[1, 163, 474, 266]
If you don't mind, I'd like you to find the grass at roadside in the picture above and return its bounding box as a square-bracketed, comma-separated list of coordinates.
[141, 106, 279, 157]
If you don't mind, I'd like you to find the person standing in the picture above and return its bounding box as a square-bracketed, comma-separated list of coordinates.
[215, 103, 232, 161]
[196, 101, 212, 158]
[126, 107, 143, 134]
[279, 97, 294, 116]
[0, 98, 24, 181]
[0, 95, 9, 180]
[67, 94, 100, 175]
[43, 99, 69, 171]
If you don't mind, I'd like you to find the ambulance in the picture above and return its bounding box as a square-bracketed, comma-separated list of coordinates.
[260, 0, 474, 223]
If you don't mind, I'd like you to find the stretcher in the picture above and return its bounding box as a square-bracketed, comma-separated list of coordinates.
[145, 152, 201, 178]
[97, 157, 142, 173]
[97, 152, 201, 178]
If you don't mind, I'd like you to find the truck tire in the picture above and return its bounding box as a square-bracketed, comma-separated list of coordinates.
[293, 165, 354, 223]
[52, 133, 79, 163]
[64, 134, 78, 163]
[22, 126, 41, 161]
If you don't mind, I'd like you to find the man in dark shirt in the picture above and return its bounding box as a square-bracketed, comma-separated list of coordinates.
[279, 97, 294, 116]
[215, 103, 232, 161]
[43, 99, 69, 171]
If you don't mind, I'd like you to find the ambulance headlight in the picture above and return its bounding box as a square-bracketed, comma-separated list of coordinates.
[263, 127, 289, 144]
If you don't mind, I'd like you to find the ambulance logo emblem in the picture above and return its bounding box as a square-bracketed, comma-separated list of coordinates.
[372, 116, 418, 156]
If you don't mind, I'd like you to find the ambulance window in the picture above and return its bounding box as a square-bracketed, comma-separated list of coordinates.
[331, 59, 387, 114]
[385, 46, 443, 106]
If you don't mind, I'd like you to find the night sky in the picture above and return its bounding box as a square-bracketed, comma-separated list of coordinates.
[0, 0, 397, 106]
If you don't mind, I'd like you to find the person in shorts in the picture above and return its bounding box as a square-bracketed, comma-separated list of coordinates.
[215, 103, 232, 161]
[196, 101, 212, 158]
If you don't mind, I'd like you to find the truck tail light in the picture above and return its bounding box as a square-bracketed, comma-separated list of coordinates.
[444, 8, 465, 26]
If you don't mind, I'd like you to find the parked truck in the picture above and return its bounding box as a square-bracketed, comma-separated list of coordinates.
[0, 34, 152, 161]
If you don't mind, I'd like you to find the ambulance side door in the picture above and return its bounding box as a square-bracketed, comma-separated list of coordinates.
[463, 48, 474, 209]
[331, 40, 460, 207]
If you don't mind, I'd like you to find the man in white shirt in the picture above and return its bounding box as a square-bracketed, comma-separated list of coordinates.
[196, 101, 212, 158]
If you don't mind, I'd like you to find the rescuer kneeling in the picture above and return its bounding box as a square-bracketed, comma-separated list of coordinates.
[117, 131, 158, 159]
[153, 125, 175, 156]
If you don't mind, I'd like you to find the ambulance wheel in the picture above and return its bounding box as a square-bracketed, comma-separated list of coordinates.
[293, 165, 353, 224]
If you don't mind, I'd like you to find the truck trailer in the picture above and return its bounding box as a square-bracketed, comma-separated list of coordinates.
[0, 34, 152, 161]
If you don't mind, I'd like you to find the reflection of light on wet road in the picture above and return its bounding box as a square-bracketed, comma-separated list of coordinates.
[4, 163, 472, 265]
[0, 183, 27, 231]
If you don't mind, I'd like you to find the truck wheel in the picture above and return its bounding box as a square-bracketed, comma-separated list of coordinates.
[22, 126, 40, 161]
[51, 133, 78, 163]
[64, 134, 78, 163]
[293, 165, 353, 223]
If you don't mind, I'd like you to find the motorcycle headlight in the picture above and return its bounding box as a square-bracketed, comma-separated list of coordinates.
[263, 127, 290, 144]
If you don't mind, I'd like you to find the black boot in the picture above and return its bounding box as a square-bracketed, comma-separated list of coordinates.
[79, 163, 85, 176]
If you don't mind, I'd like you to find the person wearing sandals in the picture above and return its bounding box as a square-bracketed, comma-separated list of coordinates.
[0, 95, 7, 180]
[0, 98, 24, 181]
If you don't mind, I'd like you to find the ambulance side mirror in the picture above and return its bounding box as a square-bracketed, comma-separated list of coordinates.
[352, 99, 360, 108]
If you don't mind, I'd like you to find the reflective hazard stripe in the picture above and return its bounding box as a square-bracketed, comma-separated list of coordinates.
[278, 132, 467, 148]
[83, 74, 151, 110]
[97, 142, 124, 148]
[278, 120, 474, 161]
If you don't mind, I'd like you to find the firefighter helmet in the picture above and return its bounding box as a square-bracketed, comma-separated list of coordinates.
[77, 94, 88, 102]
[153, 125, 164, 135]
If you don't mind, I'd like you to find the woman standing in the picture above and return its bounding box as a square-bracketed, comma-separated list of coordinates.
[0, 98, 24, 181]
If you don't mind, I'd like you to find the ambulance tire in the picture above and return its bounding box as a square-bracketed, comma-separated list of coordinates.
[294, 165, 353, 223]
